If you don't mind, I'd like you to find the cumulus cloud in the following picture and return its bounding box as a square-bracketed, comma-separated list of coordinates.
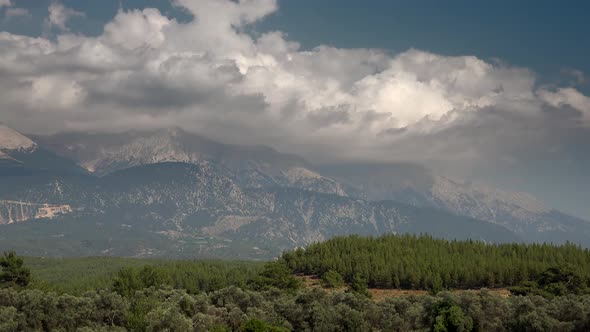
[0, 0, 589, 170]
[539, 88, 590, 122]
[45, 2, 85, 31]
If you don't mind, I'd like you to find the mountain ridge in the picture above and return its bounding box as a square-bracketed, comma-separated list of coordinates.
[0, 123, 36, 158]
[0, 124, 588, 258]
[0, 161, 521, 258]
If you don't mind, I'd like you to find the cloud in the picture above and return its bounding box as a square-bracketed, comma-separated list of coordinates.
[538, 88, 590, 122]
[4, 7, 30, 19]
[45, 2, 85, 31]
[0, 0, 589, 171]
[0, 0, 30, 21]
[561, 68, 587, 86]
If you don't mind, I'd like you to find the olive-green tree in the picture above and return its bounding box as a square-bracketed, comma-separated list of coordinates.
[0, 252, 31, 288]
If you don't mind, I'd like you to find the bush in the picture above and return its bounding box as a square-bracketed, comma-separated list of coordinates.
[0, 252, 31, 289]
[250, 262, 301, 291]
[321, 270, 344, 289]
[510, 266, 590, 297]
[350, 274, 369, 297]
[433, 300, 474, 332]
[240, 319, 288, 332]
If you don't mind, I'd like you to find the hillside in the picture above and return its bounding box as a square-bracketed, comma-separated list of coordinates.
[2, 236, 590, 331]
[0, 162, 520, 258]
[0, 124, 588, 259]
[320, 162, 590, 245]
[281, 234, 590, 291]
[25, 256, 263, 295]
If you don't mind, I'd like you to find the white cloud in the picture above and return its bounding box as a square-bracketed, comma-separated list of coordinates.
[539, 88, 590, 122]
[4, 7, 30, 19]
[46, 2, 85, 31]
[1, 0, 31, 20]
[103, 8, 172, 50]
[560, 68, 587, 86]
[0, 0, 589, 165]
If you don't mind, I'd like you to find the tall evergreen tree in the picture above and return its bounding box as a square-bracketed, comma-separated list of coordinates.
[0, 252, 30, 288]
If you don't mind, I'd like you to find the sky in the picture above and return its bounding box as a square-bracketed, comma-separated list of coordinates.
[0, 0, 589, 219]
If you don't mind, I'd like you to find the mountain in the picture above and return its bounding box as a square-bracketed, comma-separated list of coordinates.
[0, 162, 519, 258]
[0, 123, 36, 153]
[0, 200, 72, 224]
[0, 124, 588, 258]
[0, 124, 88, 224]
[0, 123, 37, 176]
[32, 128, 346, 195]
[0, 123, 86, 178]
[319, 162, 590, 245]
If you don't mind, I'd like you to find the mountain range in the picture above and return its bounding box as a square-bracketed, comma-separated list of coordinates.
[1, 123, 588, 259]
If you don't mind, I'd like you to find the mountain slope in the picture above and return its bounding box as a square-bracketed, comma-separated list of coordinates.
[1, 124, 588, 258]
[33, 129, 346, 195]
[1, 124, 86, 178]
[0, 162, 519, 258]
[0, 124, 89, 224]
[319, 162, 590, 245]
[0, 123, 36, 152]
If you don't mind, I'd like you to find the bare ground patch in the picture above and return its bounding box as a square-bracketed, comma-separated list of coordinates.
[296, 275, 510, 301]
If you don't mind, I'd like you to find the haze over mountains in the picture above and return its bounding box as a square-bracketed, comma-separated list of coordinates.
[0, 123, 588, 259]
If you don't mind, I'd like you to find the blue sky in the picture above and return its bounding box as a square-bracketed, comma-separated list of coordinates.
[261, 1, 590, 86]
[1, 0, 589, 219]
[2, 0, 589, 91]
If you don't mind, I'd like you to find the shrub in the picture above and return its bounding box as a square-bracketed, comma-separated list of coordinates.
[321, 270, 344, 289]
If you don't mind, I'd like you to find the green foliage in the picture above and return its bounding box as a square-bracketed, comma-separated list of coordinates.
[113, 267, 142, 298]
[240, 318, 289, 332]
[138, 265, 170, 289]
[25, 256, 263, 295]
[433, 300, 474, 332]
[250, 262, 301, 291]
[350, 274, 369, 297]
[321, 270, 344, 289]
[429, 273, 445, 295]
[510, 265, 589, 297]
[0, 306, 24, 332]
[2, 252, 590, 331]
[241, 318, 267, 332]
[282, 234, 590, 290]
[538, 266, 588, 295]
[0, 252, 31, 289]
[113, 265, 174, 298]
[89, 290, 128, 327]
[144, 302, 193, 332]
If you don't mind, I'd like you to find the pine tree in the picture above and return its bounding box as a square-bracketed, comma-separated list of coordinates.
[0, 251, 31, 288]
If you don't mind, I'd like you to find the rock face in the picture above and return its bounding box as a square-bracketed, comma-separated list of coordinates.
[0, 200, 72, 224]
[33, 128, 346, 195]
[0, 123, 36, 153]
[320, 163, 590, 245]
[0, 162, 520, 258]
[0, 124, 588, 258]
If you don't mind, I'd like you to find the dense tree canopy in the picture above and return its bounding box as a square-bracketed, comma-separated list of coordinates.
[1, 285, 590, 331]
[2, 235, 590, 331]
[281, 234, 590, 292]
[0, 251, 31, 289]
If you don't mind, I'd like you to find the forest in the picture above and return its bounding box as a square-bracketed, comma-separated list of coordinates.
[281, 234, 590, 293]
[1, 235, 590, 331]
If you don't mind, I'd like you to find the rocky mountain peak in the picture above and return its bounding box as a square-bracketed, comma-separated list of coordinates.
[0, 123, 36, 154]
